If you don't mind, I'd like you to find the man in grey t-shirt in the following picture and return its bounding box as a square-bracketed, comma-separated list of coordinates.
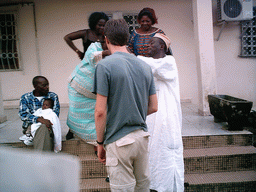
[93, 19, 158, 192]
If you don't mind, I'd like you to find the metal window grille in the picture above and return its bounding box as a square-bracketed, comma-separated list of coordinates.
[108, 13, 139, 34]
[240, 7, 256, 57]
[0, 13, 19, 70]
[123, 13, 139, 34]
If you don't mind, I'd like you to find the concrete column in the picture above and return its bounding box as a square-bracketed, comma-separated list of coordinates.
[0, 78, 7, 123]
[192, 0, 217, 116]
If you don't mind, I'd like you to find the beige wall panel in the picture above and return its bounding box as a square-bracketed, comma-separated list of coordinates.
[1, 0, 255, 108]
[35, 0, 198, 105]
[0, 4, 39, 106]
[212, 1, 256, 107]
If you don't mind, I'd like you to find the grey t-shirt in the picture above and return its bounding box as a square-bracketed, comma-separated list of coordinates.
[93, 52, 156, 145]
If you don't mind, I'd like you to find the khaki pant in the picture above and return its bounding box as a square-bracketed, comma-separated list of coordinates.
[33, 124, 53, 152]
[105, 129, 150, 192]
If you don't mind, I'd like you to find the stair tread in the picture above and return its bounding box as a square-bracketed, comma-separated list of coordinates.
[184, 146, 256, 158]
[80, 178, 110, 190]
[182, 134, 253, 149]
[60, 152, 97, 159]
[185, 171, 256, 185]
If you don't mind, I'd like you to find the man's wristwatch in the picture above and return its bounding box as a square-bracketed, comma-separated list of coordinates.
[96, 140, 104, 145]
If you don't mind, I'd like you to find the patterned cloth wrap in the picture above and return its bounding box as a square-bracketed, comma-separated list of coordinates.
[67, 42, 103, 142]
[128, 29, 165, 56]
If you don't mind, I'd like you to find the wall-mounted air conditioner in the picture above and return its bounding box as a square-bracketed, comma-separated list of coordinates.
[217, 0, 253, 22]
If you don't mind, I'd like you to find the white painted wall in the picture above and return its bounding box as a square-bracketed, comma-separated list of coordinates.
[34, 0, 198, 106]
[0, 3, 39, 107]
[212, 1, 256, 108]
[0, 0, 255, 109]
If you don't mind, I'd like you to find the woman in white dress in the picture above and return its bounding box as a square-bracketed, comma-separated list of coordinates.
[138, 33, 184, 192]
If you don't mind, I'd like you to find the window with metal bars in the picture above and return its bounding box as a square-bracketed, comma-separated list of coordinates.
[0, 13, 19, 71]
[123, 13, 139, 34]
[240, 7, 256, 57]
[108, 13, 139, 34]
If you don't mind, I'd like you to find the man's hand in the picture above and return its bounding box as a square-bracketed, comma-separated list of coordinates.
[102, 50, 111, 58]
[97, 145, 106, 164]
[37, 117, 53, 130]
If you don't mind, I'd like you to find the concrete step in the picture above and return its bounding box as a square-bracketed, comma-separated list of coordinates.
[62, 139, 95, 156]
[62, 134, 253, 153]
[0, 141, 33, 149]
[2, 133, 253, 151]
[79, 155, 107, 179]
[183, 134, 253, 149]
[61, 140, 108, 179]
[80, 178, 110, 192]
[184, 146, 256, 174]
[2, 140, 255, 177]
[78, 146, 256, 178]
[2, 136, 255, 191]
[184, 171, 256, 192]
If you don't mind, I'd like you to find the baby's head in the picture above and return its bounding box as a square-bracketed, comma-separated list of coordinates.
[42, 98, 54, 110]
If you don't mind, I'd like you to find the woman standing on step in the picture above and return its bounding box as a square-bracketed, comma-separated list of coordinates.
[67, 40, 110, 154]
[128, 7, 173, 57]
[64, 12, 109, 140]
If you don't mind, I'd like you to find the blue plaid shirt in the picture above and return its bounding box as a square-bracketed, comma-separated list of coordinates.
[19, 91, 60, 128]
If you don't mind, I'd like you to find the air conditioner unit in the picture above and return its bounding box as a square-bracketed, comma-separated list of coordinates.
[217, 0, 253, 22]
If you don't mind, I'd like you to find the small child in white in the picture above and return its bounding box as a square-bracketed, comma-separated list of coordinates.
[25, 98, 62, 153]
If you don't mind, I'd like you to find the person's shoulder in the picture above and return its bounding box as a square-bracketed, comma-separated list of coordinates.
[135, 55, 152, 67]
[98, 54, 114, 63]
[137, 55, 150, 61]
[74, 29, 88, 34]
[98, 52, 135, 67]
[47, 92, 59, 97]
[65, 29, 88, 38]
[131, 30, 137, 35]
[164, 55, 175, 61]
[100, 52, 126, 60]
[20, 92, 33, 99]
[155, 28, 165, 34]
[163, 55, 177, 65]
[97, 53, 118, 67]
[118, 52, 140, 61]
[129, 30, 139, 38]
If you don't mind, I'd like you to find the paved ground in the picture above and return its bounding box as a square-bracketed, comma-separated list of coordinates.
[0, 103, 252, 143]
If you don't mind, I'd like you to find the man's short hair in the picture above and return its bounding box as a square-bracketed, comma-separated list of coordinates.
[104, 19, 130, 46]
[32, 76, 47, 87]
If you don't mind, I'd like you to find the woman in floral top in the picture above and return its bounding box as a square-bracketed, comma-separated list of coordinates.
[128, 7, 172, 57]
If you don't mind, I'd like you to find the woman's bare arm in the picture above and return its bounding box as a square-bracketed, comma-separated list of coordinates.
[64, 29, 87, 59]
